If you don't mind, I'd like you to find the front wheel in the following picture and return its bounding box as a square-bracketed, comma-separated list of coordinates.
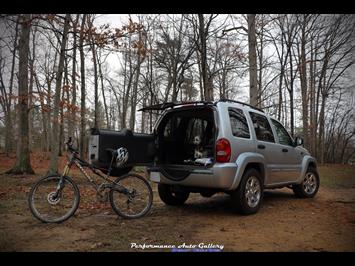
[28, 175, 80, 223]
[292, 167, 320, 198]
[109, 173, 153, 219]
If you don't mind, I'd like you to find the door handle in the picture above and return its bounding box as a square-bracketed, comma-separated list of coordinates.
[257, 144, 265, 149]
[282, 148, 288, 152]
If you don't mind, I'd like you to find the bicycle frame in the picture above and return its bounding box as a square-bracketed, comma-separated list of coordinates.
[56, 151, 129, 198]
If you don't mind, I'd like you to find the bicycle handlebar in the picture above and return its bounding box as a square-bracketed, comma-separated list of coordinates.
[66, 137, 78, 153]
[66, 137, 73, 146]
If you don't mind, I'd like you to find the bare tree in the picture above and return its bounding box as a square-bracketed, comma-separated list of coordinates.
[7, 14, 34, 174]
[154, 15, 196, 102]
[68, 14, 79, 140]
[247, 14, 259, 107]
[79, 14, 87, 158]
[47, 14, 71, 174]
[0, 16, 19, 156]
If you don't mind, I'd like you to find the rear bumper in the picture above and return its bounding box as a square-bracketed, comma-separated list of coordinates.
[147, 163, 238, 190]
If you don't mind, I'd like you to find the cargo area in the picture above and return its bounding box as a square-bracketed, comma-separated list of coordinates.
[155, 106, 216, 166]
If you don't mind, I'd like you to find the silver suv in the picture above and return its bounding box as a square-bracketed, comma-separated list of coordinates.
[89, 99, 320, 215]
[145, 99, 320, 215]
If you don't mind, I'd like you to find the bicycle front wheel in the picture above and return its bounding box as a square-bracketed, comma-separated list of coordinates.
[28, 175, 80, 223]
[109, 173, 153, 219]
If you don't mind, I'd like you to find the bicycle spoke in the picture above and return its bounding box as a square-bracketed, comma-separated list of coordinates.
[29, 176, 79, 223]
[110, 174, 153, 219]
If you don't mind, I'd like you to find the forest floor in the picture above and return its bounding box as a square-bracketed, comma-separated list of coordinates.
[0, 152, 355, 252]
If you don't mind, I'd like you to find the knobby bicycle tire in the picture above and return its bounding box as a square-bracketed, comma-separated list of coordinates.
[28, 175, 80, 223]
[109, 173, 153, 219]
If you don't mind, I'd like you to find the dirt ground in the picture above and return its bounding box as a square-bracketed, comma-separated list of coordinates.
[0, 153, 355, 252]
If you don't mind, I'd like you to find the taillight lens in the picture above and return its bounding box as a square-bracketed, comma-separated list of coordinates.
[216, 138, 231, 163]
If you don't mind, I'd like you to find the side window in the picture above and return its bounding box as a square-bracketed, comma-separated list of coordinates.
[249, 112, 275, 143]
[271, 119, 294, 146]
[228, 108, 250, 139]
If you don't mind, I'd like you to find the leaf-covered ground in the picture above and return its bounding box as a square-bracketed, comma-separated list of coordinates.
[0, 152, 354, 251]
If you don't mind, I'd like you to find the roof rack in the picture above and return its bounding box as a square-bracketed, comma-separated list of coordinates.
[138, 101, 213, 112]
[217, 99, 264, 113]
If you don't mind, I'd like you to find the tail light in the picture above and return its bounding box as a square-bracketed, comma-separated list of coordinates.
[216, 138, 231, 163]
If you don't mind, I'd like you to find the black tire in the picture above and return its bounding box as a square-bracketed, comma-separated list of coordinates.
[231, 168, 263, 215]
[158, 183, 189, 206]
[28, 175, 80, 223]
[200, 192, 215, 198]
[109, 173, 153, 219]
[293, 167, 320, 198]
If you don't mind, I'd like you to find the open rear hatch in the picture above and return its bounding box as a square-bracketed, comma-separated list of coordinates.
[89, 128, 156, 176]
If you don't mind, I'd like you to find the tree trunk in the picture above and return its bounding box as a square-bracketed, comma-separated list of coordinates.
[257, 15, 264, 107]
[4, 18, 19, 156]
[289, 87, 294, 137]
[318, 95, 326, 164]
[309, 39, 316, 155]
[198, 14, 213, 101]
[97, 51, 110, 128]
[59, 58, 69, 156]
[121, 50, 130, 129]
[129, 39, 143, 130]
[288, 47, 295, 137]
[299, 17, 309, 149]
[247, 14, 259, 107]
[141, 97, 146, 133]
[68, 14, 79, 140]
[7, 14, 34, 175]
[47, 14, 70, 174]
[91, 43, 99, 128]
[277, 64, 284, 121]
[129, 64, 141, 130]
[28, 27, 36, 152]
[79, 14, 87, 158]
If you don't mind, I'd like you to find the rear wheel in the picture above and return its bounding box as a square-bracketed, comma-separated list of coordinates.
[293, 167, 319, 198]
[231, 168, 263, 215]
[109, 173, 153, 219]
[158, 184, 189, 206]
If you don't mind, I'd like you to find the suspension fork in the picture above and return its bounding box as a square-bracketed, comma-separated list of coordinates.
[54, 163, 72, 197]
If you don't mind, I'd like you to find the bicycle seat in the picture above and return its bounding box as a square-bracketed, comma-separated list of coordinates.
[69, 146, 79, 153]
[106, 148, 118, 158]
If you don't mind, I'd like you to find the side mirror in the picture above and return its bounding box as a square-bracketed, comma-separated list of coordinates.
[294, 136, 304, 146]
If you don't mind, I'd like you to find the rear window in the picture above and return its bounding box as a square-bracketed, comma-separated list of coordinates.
[228, 108, 250, 139]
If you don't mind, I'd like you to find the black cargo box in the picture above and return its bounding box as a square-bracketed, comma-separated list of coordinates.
[89, 128, 156, 175]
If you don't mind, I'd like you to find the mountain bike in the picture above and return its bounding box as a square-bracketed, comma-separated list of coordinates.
[28, 138, 153, 223]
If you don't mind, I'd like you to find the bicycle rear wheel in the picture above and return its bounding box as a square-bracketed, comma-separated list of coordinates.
[28, 175, 80, 223]
[109, 173, 153, 219]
